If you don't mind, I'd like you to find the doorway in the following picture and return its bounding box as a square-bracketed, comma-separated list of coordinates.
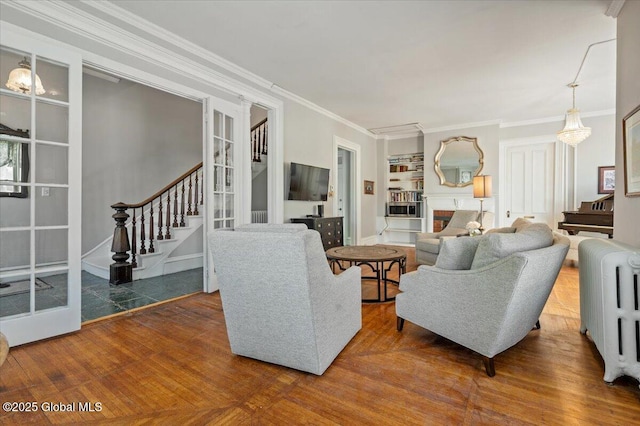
[337, 148, 354, 244]
[500, 136, 567, 228]
[334, 136, 361, 245]
[250, 104, 269, 223]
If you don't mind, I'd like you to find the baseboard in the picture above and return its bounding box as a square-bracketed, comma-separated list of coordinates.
[162, 254, 203, 275]
[360, 235, 379, 246]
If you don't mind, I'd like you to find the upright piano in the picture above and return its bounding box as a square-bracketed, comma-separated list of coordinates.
[558, 194, 614, 238]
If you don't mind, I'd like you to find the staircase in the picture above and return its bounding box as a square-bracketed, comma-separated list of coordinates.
[82, 164, 204, 281]
[83, 119, 269, 282]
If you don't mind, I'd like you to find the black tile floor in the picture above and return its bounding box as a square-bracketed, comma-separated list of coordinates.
[80, 268, 203, 321]
[0, 268, 203, 322]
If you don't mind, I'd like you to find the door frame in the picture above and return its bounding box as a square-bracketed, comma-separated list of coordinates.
[333, 136, 361, 245]
[499, 135, 570, 229]
[0, 24, 83, 346]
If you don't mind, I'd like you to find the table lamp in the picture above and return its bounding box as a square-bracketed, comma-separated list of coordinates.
[473, 175, 492, 231]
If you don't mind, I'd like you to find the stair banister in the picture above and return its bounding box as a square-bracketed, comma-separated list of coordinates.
[109, 162, 203, 284]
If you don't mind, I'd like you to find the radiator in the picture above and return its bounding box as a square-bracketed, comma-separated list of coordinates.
[579, 238, 640, 384]
[251, 210, 268, 223]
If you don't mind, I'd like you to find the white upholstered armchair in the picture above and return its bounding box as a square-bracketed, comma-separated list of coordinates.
[208, 224, 362, 375]
[398, 222, 570, 376]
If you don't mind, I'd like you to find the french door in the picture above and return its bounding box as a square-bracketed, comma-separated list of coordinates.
[0, 28, 82, 346]
[204, 97, 241, 292]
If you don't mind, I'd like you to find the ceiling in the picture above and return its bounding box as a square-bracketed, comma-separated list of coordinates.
[87, 0, 617, 132]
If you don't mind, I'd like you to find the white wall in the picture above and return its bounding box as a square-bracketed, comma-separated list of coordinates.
[614, 1, 640, 247]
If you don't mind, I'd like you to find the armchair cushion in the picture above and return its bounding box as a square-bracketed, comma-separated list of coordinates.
[435, 236, 482, 270]
[470, 222, 554, 269]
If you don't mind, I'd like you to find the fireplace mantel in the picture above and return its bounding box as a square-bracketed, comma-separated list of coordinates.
[423, 194, 496, 232]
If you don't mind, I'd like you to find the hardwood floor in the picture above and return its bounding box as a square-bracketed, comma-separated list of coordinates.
[1, 248, 639, 425]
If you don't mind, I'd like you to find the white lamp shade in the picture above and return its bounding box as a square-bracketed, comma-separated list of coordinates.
[473, 175, 492, 198]
[6, 67, 45, 95]
[557, 108, 591, 147]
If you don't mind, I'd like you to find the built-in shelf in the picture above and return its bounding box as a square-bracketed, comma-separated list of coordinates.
[383, 152, 426, 245]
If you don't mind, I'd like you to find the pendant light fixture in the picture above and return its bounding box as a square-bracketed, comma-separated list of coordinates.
[5, 57, 45, 95]
[556, 38, 616, 147]
[557, 83, 591, 147]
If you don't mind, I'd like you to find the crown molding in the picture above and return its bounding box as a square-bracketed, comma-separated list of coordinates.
[80, 0, 275, 91]
[605, 0, 626, 18]
[2, 0, 374, 138]
[369, 122, 423, 134]
[269, 84, 374, 137]
[422, 119, 502, 134]
[385, 132, 424, 141]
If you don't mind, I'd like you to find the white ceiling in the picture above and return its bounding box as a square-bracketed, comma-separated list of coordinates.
[96, 0, 617, 132]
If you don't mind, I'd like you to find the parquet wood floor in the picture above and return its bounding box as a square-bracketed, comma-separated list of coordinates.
[1, 247, 639, 425]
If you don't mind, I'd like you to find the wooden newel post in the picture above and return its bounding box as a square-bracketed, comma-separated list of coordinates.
[110, 202, 132, 285]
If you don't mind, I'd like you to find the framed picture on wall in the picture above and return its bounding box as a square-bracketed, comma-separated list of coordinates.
[598, 166, 615, 194]
[364, 180, 374, 195]
[623, 104, 640, 197]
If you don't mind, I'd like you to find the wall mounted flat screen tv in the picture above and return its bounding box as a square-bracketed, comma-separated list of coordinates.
[288, 162, 330, 201]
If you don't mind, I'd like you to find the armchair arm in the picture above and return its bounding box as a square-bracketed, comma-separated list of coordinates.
[311, 265, 362, 368]
[416, 232, 439, 240]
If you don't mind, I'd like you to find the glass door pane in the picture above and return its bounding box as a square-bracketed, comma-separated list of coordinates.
[211, 108, 235, 230]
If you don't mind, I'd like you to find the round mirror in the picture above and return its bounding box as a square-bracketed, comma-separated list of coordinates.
[434, 136, 484, 187]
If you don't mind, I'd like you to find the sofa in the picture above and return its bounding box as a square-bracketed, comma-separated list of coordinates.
[415, 210, 494, 266]
[397, 218, 570, 375]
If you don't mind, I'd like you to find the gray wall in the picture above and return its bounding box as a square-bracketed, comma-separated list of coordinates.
[82, 74, 202, 253]
[614, 1, 640, 247]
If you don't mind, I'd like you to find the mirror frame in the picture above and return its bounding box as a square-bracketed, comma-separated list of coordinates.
[0, 124, 30, 198]
[434, 136, 484, 188]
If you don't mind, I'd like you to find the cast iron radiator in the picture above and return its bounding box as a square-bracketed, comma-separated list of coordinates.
[578, 238, 640, 385]
[251, 210, 268, 223]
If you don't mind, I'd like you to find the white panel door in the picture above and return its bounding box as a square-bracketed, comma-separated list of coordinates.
[204, 97, 241, 293]
[0, 29, 82, 346]
[505, 142, 555, 226]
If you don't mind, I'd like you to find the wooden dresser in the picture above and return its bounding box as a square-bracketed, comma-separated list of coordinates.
[291, 217, 343, 251]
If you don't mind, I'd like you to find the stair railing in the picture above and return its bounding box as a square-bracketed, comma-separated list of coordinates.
[109, 162, 203, 284]
[251, 118, 267, 163]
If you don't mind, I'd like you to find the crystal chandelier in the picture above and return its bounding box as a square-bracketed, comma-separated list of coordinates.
[557, 83, 591, 147]
[5, 57, 45, 95]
